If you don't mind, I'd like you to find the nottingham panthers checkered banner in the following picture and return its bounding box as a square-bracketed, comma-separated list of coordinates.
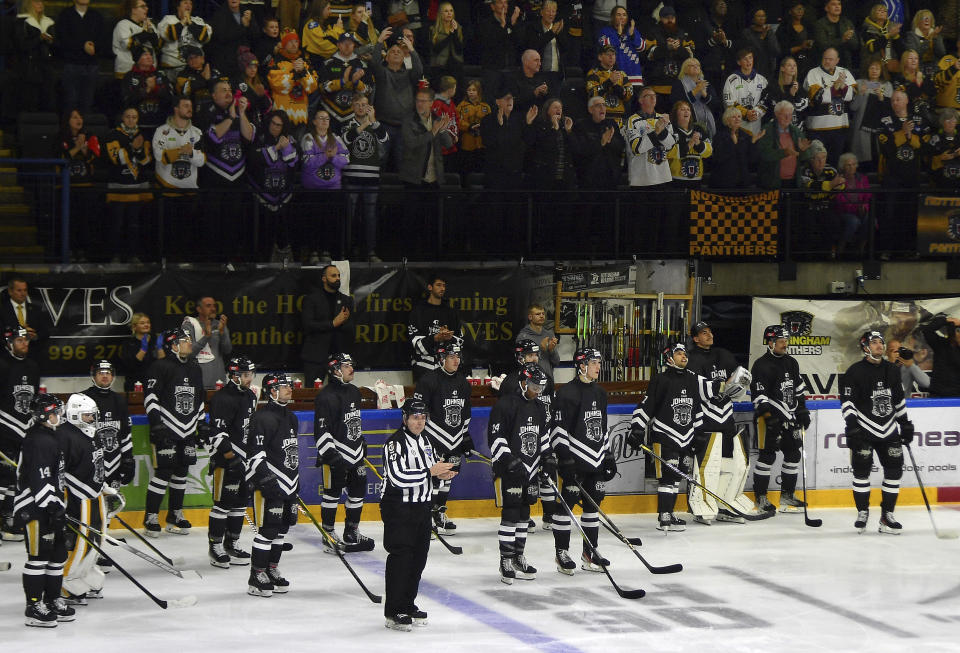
[689, 190, 779, 257]
[916, 195, 960, 256]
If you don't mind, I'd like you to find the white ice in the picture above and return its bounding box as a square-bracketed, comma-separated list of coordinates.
[1, 505, 959, 653]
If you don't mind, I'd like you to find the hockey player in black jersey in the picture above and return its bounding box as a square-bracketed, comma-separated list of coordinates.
[60, 393, 107, 603]
[629, 342, 721, 532]
[207, 356, 257, 568]
[246, 373, 300, 597]
[1, 325, 40, 541]
[143, 328, 208, 537]
[313, 353, 375, 553]
[406, 274, 463, 381]
[488, 363, 551, 585]
[380, 399, 456, 631]
[83, 361, 134, 491]
[15, 394, 72, 627]
[685, 322, 753, 524]
[750, 325, 811, 514]
[498, 339, 556, 531]
[414, 340, 472, 536]
[842, 331, 915, 534]
[550, 348, 617, 575]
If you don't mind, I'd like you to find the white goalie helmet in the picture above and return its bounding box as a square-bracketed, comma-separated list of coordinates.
[65, 393, 100, 438]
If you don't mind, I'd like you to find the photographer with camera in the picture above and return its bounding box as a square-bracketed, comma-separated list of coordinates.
[886, 339, 930, 394]
[182, 295, 233, 390]
[920, 313, 960, 397]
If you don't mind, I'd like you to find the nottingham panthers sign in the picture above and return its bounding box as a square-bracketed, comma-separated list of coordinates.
[780, 310, 831, 355]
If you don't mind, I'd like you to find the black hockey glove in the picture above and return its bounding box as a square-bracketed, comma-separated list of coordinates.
[224, 453, 246, 472]
[118, 457, 136, 485]
[178, 437, 198, 467]
[45, 502, 66, 530]
[626, 424, 645, 451]
[845, 423, 865, 449]
[541, 453, 558, 477]
[505, 455, 524, 478]
[196, 421, 212, 446]
[764, 413, 782, 435]
[899, 420, 915, 446]
[558, 456, 577, 481]
[256, 470, 285, 500]
[150, 422, 174, 445]
[796, 410, 811, 431]
[600, 450, 617, 482]
[459, 433, 476, 457]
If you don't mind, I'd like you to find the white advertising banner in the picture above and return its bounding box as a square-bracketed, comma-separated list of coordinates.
[749, 297, 960, 399]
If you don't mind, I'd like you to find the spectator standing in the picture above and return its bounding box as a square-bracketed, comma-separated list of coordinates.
[369, 29, 423, 170]
[119, 312, 164, 392]
[623, 86, 675, 188]
[644, 6, 695, 100]
[123, 45, 173, 134]
[153, 95, 204, 190]
[901, 10, 946, 78]
[248, 110, 298, 261]
[919, 315, 960, 397]
[892, 49, 937, 127]
[860, 3, 901, 75]
[515, 303, 560, 379]
[709, 107, 763, 189]
[113, 0, 159, 77]
[399, 87, 454, 187]
[777, 0, 816, 81]
[300, 264, 354, 386]
[798, 139, 845, 253]
[428, 2, 465, 84]
[667, 99, 712, 188]
[208, 0, 259, 74]
[523, 97, 577, 191]
[54, 0, 108, 113]
[850, 56, 892, 166]
[596, 5, 646, 93]
[255, 16, 281, 69]
[813, 0, 858, 71]
[302, 0, 344, 70]
[761, 56, 810, 127]
[832, 152, 871, 257]
[692, 0, 737, 94]
[478, 0, 520, 88]
[103, 108, 153, 262]
[431, 76, 459, 171]
[301, 108, 348, 190]
[346, 3, 379, 59]
[804, 47, 856, 166]
[13, 0, 56, 113]
[181, 296, 233, 390]
[514, 50, 552, 112]
[723, 48, 768, 136]
[319, 32, 369, 135]
[757, 100, 810, 190]
[234, 48, 272, 128]
[586, 44, 634, 126]
[479, 84, 525, 190]
[669, 57, 716, 137]
[60, 109, 100, 260]
[456, 79, 491, 176]
[517, 1, 568, 87]
[157, 0, 212, 79]
[929, 108, 960, 188]
[342, 94, 388, 261]
[740, 8, 779, 81]
[267, 31, 319, 135]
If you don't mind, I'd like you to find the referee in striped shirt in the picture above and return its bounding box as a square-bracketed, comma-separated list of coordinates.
[380, 399, 456, 631]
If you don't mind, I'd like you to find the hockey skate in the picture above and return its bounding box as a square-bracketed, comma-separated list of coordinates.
[778, 492, 806, 513]
[657, 512, 687, 532]
[24, 601, 58, 628]
[2, 517, 24, 542]
[580, 549, 610, 572]
[385, 614, 413, 632]
[165, 509, 192, 534]
[513, 554, 537, 580]
[755, 495, 776, 513]
[855, 510, 869, 533]
[247, 567, 274, 597]
[526, 518, 536, 534]
[432, 508, 457, 535]
[209, 541, 230, 568]
[879, 511, 902, 535]
[48, 598, 76, 622]
[555, 549, 576, 576]
[267, 565, 289, 593]
[716, 509, 746, 524]
[541, 513, 553, 530]
[61, 590, 87, 606]
[224, 538, 251, 565]
[322, 527, 344, 554]
[499, 556, 516, 584]
[692, 514, 713, 525]
[85, 588, 103, 600]
[143, 513, 161, 538]
[343, 527, 376, 552]
[411, 606, 428, 626]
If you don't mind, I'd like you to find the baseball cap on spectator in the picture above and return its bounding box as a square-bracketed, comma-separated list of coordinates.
[183, 44, 204, 59]
[599, 44, 616, 54]
[659, 5, 676, 17]
[339, 32, 357, 43]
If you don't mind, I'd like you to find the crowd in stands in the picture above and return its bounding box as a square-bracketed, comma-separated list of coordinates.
[3, 0, 960, 261]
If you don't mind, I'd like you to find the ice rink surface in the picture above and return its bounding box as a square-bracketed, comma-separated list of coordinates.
[1, 505, 959, 653]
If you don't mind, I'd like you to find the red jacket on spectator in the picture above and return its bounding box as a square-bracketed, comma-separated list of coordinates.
[432, 95, 458, 155]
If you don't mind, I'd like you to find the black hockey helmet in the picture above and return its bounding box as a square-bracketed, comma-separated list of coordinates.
[514, 339, 540, 365]
[436, 340, 462, 359]
[662, 341, 686, 359]
[573, 347, 602, 370]
[690, 320, 710, 337]
[327, 352, 356, 373]
[519, 362, 548, 394]
[402, 398, 428, 417]
[859, 330, 885, 352]
[225, 355, 256, 376]
[4, 324, 27, 346]
[90, 359, 114, 376]
[161, 327, 191, 353]
[260, 372, 293, 399]
[763, 324, 790, 345]
[31, 393, 64, 424]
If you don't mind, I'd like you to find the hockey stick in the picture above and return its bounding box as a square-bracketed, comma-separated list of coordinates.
[904, 444, 960, 540]
[544, 476, 645, 599]
[363, 458, 464, 555]
[65, 515, 199, 579]
[574, 484, 683, 574]
[798, 430, 822, 527]
[65, 523, 198, 609]
[111, 514, 186, 567]
[296, 497, 382, 603]
[639, 444, 775, 522]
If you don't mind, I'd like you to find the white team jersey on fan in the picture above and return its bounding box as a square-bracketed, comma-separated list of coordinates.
[803, 65, 856, 131]
[622, 113, 676, 187]
[152, 119, 205, 189]
[723, 70, 768, 135]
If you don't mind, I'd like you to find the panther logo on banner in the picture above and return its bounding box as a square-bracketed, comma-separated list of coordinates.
[174, 384, 195, 415]
[283, 437, 299, 469]
[781, 311, 813, 337]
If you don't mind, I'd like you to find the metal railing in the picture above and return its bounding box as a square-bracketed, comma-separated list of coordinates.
[0, 159, 71, 263]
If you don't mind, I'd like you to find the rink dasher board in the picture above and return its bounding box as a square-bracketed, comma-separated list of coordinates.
[117, 399, 960, 512]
